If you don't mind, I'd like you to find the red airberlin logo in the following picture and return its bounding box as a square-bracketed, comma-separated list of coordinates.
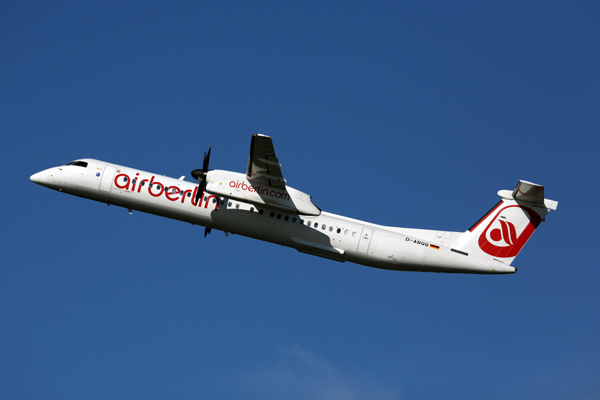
[112, 172, 219, 210]
[478, 205, 542, 258]
[228, 180, 290, 200]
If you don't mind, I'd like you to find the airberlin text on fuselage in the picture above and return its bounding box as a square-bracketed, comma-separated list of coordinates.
[229, 180, 290, 200]
[113, 172, 218, 209]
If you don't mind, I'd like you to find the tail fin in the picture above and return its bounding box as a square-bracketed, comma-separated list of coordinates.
[452, 181, 557, 265]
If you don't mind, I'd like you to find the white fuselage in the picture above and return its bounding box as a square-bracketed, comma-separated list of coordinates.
[30, 159, 516, 274]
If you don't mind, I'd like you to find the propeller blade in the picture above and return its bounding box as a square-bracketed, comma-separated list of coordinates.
[203, 147, 211, 171]
[191, 146, 212, 205]
[194, 183, 203, 205]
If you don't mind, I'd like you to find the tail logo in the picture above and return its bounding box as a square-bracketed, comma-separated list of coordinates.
[488, 219, 517, 246]
[478, 205, 541, 258]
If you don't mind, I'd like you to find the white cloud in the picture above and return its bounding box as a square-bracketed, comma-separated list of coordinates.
[238, 344, 401, 400]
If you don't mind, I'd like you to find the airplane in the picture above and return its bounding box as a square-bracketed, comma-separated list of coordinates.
[30, 134, 557, 274]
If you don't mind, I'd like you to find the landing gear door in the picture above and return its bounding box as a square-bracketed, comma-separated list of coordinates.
[357, 228, 373, 254]
[99, 165, 116, 192]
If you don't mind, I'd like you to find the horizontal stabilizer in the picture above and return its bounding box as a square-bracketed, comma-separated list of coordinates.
[497, 180, 558, 210]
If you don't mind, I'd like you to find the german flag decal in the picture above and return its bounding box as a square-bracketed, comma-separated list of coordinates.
[430, 245, 440, 250]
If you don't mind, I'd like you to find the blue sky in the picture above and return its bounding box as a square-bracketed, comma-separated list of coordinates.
[1, 1, 599, 399]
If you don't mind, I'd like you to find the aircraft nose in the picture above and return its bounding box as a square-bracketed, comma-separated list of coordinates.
[30, 171, 42, 183]
[30, 170, 49, 186]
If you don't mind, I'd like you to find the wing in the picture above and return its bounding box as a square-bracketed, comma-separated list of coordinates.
[246, 133, 287, 189]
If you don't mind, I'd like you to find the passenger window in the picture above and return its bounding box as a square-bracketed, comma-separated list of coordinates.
[322, 225, 326, 230]
[236, 204, 240, 209]
[352, 232, 357, 237]
[187, 192, 191, 197]
[344, 230, 349, 235]
[329, 226, 333, 232]
[141, 181, 145, 186]
[259, 209, 264, 215]
[250, 207, 254, 212]
[336, 228, 341, 234]
[270, 212, 275, 217]
[277, 213, 281, 219]
[307, 221, 312, 227]
[292, 217, 297, 223]
[314, 223, 319, 229]
[124, 177, 128, 182]
[228, 201, 233, 207]
[149, 183, 153, 188]
[284, 215, 289, 221]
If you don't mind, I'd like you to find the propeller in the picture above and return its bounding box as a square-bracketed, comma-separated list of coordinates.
[191, 147, 211, 205]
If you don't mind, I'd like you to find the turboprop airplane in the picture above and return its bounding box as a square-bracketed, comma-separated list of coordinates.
[30, 134, 557, 274]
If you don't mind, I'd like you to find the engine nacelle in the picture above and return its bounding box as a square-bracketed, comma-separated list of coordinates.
[205, 170, 321, 216]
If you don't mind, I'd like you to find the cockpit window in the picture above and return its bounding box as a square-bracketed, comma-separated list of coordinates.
[64, 161, 88, 168]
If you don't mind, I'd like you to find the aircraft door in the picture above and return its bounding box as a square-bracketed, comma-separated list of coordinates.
[357, 228, 373, 254]
[99, 166, 116, 192]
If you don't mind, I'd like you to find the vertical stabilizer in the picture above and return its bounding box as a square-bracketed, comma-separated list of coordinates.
[451, 181, 557, 266]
